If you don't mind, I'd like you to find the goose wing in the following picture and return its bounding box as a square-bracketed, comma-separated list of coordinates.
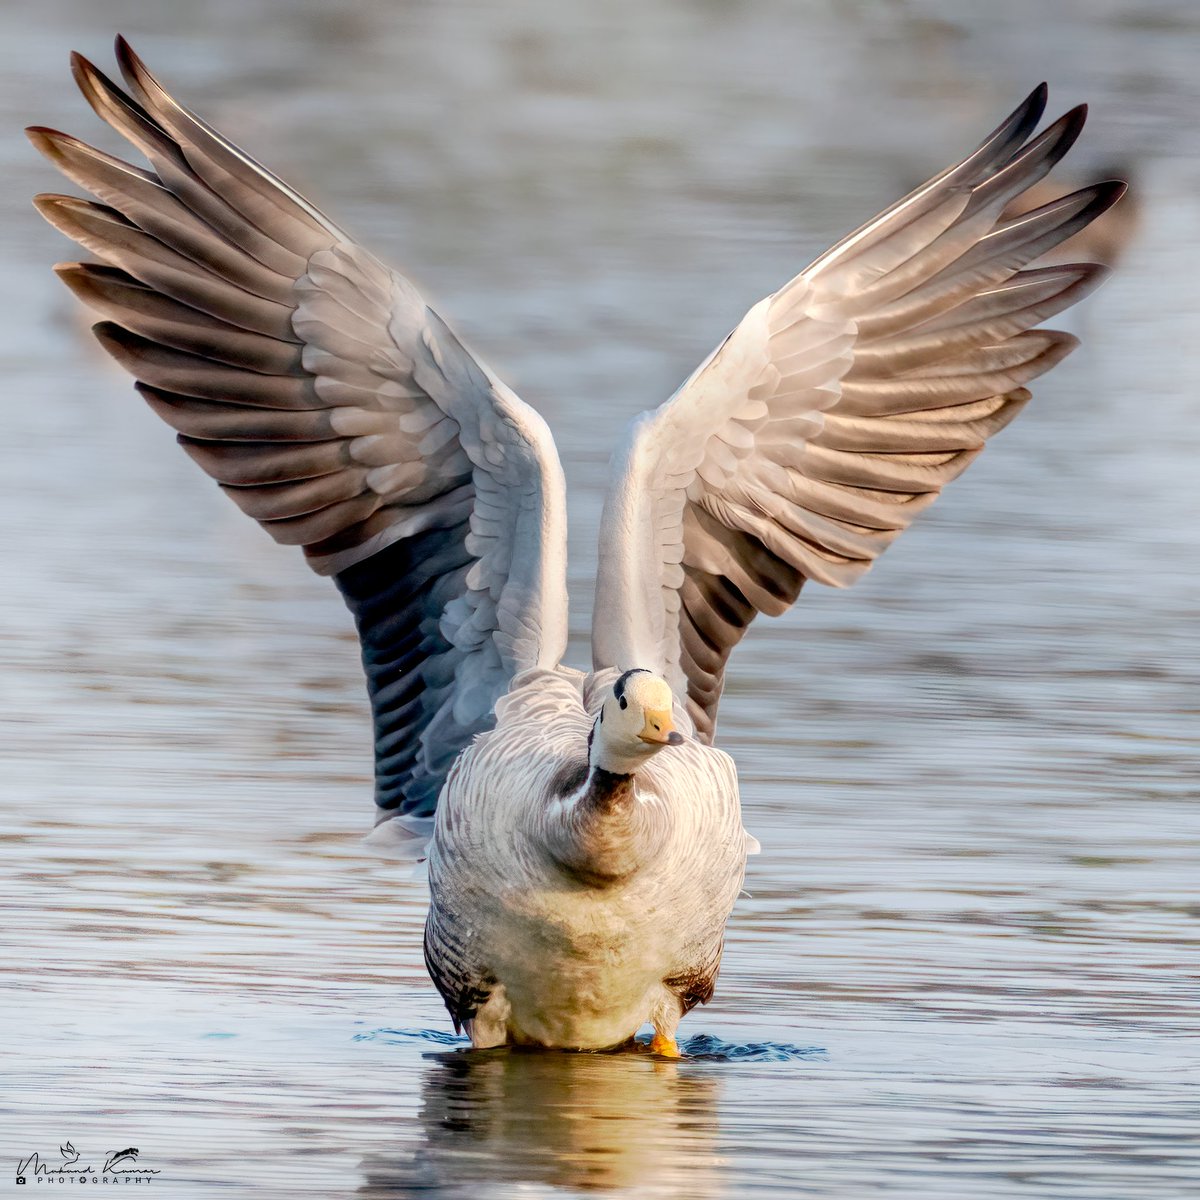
[591, 86, 1123, 741]
[30, 38, 569, 827]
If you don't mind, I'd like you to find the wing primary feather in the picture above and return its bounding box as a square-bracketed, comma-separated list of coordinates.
[27, 125, 295, 303]
[93, 322, 322, 408]
[854, 181, 1124, 341]
[68, 51, 312, 275]
[804, 83, 1049, 281]
[113, 35, 339, 248]
[178, 436, 349, 485]
[54, 261, 306, 373]
[35, 192, 298, 339]
[958, 106, 1087, 220]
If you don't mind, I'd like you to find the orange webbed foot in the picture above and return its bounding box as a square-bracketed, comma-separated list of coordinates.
[649, 1031, 682, 1058]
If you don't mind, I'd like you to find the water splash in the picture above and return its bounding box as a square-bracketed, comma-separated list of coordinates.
[673, 1033, 827, 1062]
[353, 1027, 470, 1047]
[355, 1027, 824, 1061]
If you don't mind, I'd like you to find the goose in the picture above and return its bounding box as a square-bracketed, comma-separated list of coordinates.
[29, 40, 1123, 1054]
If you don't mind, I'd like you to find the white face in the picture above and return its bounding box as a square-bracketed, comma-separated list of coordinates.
[591, 670, 684, 775]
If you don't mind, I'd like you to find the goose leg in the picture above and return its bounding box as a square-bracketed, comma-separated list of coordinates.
[648, 991, 684, 1057]
[649, 1030, 682, 1058]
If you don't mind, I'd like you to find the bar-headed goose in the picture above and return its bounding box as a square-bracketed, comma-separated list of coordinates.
[30, 42, 1122, 1052]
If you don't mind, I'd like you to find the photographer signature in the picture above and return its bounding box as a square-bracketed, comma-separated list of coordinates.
[15, 1140, 161, 1182]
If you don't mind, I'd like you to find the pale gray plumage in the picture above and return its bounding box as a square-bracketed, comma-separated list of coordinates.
[591, 88, 1122, 741]
[30, 39, 567, 823]
[31, 46, 1123, 1050]
[425, 668, 744, 1048]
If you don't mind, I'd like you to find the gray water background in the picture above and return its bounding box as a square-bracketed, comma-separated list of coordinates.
[1, 1, 1198, 1196]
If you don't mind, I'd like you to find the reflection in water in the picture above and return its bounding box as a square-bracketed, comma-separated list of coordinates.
[359, 1048, 723, 1198]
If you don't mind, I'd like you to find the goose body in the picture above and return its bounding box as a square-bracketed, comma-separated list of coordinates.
[426, 668, 747, 1049]
[30, 40, 1123, 1051]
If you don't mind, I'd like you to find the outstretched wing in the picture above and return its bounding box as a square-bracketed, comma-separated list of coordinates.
[592, 85, 1123, 742]
[31, 38, 568, 827]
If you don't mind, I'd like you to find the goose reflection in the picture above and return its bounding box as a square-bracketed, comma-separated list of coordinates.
[358, 1046, 724, 1197]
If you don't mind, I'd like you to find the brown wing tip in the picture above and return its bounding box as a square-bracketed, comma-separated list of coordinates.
[25, 125, 94, 171]
[53, 261, 144, 294]
[114, 35, 174, 116]
[1001, 83, 1049, 149]
[69, 49, 101, 89]
[113, 34, 149, 92]
[1032, 329, 1081, 368]
[69, 48, 118, 117]
[52, 262, 108, 308]
[1094, 178, 1129, 211]
[90, 320, 144, 376]
[1039, 103, 1088, 163]
[52, 261, 92, 288]
[1069, 260, 1112, 283]
[25, 125, 61, 164]
[32, 191, 84, 222]
[33, 193, 134, 245]
[1058, 261, 1112, 303]
[25, 124, 63, 144]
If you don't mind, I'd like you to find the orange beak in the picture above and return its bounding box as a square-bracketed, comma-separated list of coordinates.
[638, 708, 682, 745]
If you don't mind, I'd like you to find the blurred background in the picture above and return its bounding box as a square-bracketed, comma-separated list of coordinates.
[1, 1, 1197, 1197]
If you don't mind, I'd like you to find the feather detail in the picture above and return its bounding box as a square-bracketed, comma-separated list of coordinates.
[30, 39, 569, 821]
[592, 86, 1123, 740]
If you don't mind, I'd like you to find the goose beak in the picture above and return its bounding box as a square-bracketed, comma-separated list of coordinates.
[639, 709, 683, 746]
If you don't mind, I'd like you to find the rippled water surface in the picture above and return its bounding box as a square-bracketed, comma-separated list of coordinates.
[2, 1, 1198, 1196]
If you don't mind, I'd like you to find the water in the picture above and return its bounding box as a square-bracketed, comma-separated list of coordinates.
[2, 1, 1198, 1196]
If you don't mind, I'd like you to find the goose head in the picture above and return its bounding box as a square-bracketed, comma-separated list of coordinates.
[590, 668, 685, 776]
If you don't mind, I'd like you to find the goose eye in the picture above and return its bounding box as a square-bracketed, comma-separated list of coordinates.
[619, 696, 627, 710]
